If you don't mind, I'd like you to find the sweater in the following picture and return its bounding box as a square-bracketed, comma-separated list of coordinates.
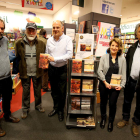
[0, 36, 11, 80]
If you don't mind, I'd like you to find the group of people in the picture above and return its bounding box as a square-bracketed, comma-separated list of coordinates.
[0, 17, 140, 138]
[97, 23, 140, 137]
[0, 19, 73, 137]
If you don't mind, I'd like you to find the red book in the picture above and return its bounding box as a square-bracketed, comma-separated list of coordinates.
[39, 53, 49, 69]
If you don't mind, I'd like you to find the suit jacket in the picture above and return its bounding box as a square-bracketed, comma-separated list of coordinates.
[126, 40, 140, 91]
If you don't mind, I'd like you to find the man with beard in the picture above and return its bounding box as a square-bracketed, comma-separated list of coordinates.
[46, 20, 73, 122]
[0, 19, 20, 137]
[15, 23, 46, 119]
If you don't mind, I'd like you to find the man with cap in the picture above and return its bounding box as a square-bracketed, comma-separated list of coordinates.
[0, 19, 20, 137]
[15, 23, 46, 119]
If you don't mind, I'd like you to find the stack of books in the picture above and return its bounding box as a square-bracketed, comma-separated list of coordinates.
[81, 97, 91, 110]
[71, 79, 81, 94]
[82, 80, 93, 94]
[72, 59, 82, 73]
[71, 97, 80, 110]
[77, 116, 95, 126]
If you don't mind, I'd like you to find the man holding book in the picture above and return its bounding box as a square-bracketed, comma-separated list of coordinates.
[15, 23, 46, 119]
[117, 23, 140, 137]
[45, 20, 73, 122]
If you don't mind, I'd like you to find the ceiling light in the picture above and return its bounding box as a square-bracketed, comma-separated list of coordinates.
[120, 15, 122, 16]
[74, 11, 79, 15]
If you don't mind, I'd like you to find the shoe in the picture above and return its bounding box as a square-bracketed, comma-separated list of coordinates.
[35, 106, 45, 113]
[100, 119, 106, 129]
[21, 111, 28, 119]
[0, 126, 6, 137]
[117, 120, 129, 128]
[132, 122, 139, 137]
[48, 110, 57, 117]
[108, 122, 113, 132]
[5, 115, 20, 123]
[58, 111, 64, 122]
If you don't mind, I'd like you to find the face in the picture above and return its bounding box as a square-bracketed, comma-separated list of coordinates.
[52, 21, 63, 38]
[0, 21, 4, 39]
[110, 41, 119, 55]
[26, 28, 37, 41]
[136, 27, 140, 41]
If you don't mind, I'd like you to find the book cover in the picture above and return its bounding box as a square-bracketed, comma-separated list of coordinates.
[84, 60, 94, 74]
[71, 79, 81, 94]
[77, 118, 86, 126]
[77, 116, 95, 126]
[110, 74, 122, 88]
[82, 80, 93, 93]
[72, 59, 82, 73]
[71, 97, 80, 110]
[85, 116, 95, 126]
[39, 53, 49, 69]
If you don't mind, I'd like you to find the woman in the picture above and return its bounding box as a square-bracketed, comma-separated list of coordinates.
[97, 38, 126, 132]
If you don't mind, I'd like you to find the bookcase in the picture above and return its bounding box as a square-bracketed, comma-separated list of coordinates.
[65, 59, 99, 129]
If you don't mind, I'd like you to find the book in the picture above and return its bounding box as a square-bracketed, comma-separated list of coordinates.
[70, 79, 81, 94]
[39, 53, 49, 69]
[110, 74, 122, 88]
[82, 80, 93, 93]
[71, 97, 80, 110]
[81, 104, 90, 110]
[84, 60, 94, 74]
[77, 116, 95, 126]
[72, 59, 82, 73]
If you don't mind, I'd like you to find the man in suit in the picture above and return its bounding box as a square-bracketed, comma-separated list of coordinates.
[117, 23, 140, 137]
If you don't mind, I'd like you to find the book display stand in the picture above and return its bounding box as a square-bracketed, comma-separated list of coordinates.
[65, 59, 99, 129]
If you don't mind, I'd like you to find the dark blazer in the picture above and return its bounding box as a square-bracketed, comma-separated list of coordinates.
[15, 37, 46, 79]
[125, 40, 138, 81]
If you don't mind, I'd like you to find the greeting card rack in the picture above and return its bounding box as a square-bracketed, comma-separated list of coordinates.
[65, 59, 99, 129]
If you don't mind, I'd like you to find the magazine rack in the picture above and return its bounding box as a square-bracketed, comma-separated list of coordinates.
[65, 59, 99, 129]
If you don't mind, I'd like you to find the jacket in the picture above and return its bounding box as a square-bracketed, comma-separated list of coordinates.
[97, 53, 126, 88]
[15, 37, 46, 79]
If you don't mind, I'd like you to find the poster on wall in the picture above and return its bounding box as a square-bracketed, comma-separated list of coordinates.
[22, 0, 53, 10]
[95, 22, 116, 57]
[78, 21, 86, 33]
[101, 0, 115, 15]
[75, 34, 94, 59]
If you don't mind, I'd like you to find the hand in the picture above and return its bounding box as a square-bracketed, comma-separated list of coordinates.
[47, 55, 54, 62]
[104, 81, 111, 89]
[115, 86, 121, 90]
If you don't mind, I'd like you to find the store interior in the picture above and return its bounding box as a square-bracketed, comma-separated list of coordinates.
[0, 0, 140, 140]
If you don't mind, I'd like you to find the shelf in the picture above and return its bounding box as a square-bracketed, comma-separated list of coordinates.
[70, 92, 96, 97]
[71, 73, 97, 78]
[68, 106, 92, 115]
[66, 115, 95, 128]
[12, 80, 21, 94]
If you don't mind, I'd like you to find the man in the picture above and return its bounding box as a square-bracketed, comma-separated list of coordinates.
[38, 29, 48, 92]
[15, 23, 46, 119]
[46, 20, 73, 121]
[0, 19, 20, 137]
[117, 23, 140, 137]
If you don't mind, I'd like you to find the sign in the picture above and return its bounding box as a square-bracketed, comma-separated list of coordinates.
[120, 21, 140, 34]
[72, 0, 84, 7]
[75, 34, 94, 59]
[101, 0, 115, 15]
[22, 0, 53, 10]
[95, 22, 116, 57]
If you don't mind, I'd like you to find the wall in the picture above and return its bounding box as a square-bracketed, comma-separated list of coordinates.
[53, 2, 72, 23]
[79, 0, 122, 18]
[0, 8, 53, 32]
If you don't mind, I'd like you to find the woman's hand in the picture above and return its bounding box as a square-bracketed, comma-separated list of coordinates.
[115, 86, 121, 90]
[104, 81, 111, 89]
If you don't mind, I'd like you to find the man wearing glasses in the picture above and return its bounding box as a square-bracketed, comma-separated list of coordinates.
[15, 23, 46, 119]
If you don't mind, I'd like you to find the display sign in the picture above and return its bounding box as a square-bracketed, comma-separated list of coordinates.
[120, 21, 140, 34]
[95, 22, 116, 57]
[101, 0, 115, 15]
[72, 0, 84, 7]
[75, 34, 94, 59]
[22, 0, 53, 10]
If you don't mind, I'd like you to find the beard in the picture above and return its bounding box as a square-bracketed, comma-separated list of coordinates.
[0, 32, 3, 39]
[26, 32, 36, 41]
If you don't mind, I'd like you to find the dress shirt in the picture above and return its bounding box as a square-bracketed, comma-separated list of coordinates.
[45, 33, 73, 67]
[130, 43, 140, 80]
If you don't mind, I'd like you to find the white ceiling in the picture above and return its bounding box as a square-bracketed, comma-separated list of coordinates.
[0, 0, 140, 24]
